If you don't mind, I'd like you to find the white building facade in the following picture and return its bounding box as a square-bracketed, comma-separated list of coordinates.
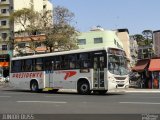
[0, 0, 53, 54]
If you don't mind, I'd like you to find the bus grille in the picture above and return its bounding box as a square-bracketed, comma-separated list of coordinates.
[114, 77, 126, 80]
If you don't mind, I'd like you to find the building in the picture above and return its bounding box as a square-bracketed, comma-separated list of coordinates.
[137, 44, 153, 60]
[0, 0, 52, 78]
[0, 0, 12, 54]
[116, 29, 131, 61]
[14, 34, 47, 55]
[77, 27, 123, 50]
[153, 30, 160, 57]
[129, 36, 138, 67]
[0, 0, 53, 55]
[13, 0, 53, 32]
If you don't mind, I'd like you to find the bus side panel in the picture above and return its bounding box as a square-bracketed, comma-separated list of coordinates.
[10, 72, 45, 90]
[52, 69, 92, 90]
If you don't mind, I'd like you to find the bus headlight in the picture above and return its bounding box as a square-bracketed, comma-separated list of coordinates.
[108, 76, 116, 83]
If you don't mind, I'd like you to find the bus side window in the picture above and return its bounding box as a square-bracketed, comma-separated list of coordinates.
[24, 59, 33, 72]
[99, 56, 105, 68]
[79, 53, 92, 68]
[35, 58, 43, 71]
[61, 55, 69, 69]
[44, 57, 53, 71]
[45, 61, 51, 71]
[12, 60, 21, 72]
[68, 54, 76, 69]
[54, 56, 61, 70]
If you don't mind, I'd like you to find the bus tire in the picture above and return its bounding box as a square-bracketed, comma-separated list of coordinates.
[30, 81, 39, 92]
[77, 81, 91, 95]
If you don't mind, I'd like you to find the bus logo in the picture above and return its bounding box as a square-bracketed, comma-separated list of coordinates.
[56, 71, 77, 80]
[64, 71, 77, 80]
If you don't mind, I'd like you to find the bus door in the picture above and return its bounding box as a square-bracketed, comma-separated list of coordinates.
[45, 60, 54, 88]
[93, 53, 105, 89]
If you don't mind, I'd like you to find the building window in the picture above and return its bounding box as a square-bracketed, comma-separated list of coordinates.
[35, 42, 42, 47]
[77, 39, 86, 45]
[10, 6, 13, 10]
[43, 5, 46, 9]
[1, 33, 7, 40]
[2, 45, 7, 50]
[1, 0, 6, 1]
[1, 9, 7, 14]
[94, 37, 103, 44]
[18, 43, 26, 48]
[1, 20, 7, 26]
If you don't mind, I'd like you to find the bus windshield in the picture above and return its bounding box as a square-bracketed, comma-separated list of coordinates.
[108, 55, 128, 75]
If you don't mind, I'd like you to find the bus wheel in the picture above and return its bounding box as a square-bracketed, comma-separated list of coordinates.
[77, 81, 91, 95]
[30, 81, 39, 92]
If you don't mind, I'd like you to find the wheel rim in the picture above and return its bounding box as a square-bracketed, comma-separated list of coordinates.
[31, 83, 37, 91]
[81, 84, 88, 93]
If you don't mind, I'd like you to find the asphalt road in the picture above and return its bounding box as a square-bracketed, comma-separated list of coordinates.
[0, 88, 160, 115]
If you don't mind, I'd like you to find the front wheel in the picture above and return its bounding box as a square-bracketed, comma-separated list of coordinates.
[30, 81, 40, 92]
[77, 81, 91, 95]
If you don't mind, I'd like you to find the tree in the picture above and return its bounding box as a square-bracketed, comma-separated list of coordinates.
[10, 8, 44, 55]
[10, 6, 78, 55]
[42, 6, 78, 52]
[133, 34, 145, 46]
[142, 30, 153, 45]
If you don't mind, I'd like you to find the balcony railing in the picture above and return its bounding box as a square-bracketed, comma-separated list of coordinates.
[0, 50, 8, 54]
[0, 13, 10, 18]
[0, 25, 10, 30]
[0, 1, 10, 6]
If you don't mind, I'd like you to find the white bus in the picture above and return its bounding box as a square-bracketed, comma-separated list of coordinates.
[10, 47, 129, 95]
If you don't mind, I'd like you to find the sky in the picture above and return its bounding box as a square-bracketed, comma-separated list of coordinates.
[51, 0, 160, 35]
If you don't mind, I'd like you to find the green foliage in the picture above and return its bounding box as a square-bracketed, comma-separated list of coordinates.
[133, 32, 153, 46]
[10, 6, 78, 55]
[42, 6, 78, 52]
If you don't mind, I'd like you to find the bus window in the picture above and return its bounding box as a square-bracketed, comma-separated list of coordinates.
[61, 55, 69, 69]
[99, 56, 105, 68]
[44, 57, 53, 71]
[54, 56, 61, 70]
[35, 58, 43, 71]
[68, 54, 76, 69]
[79, 53, 92, 68]
[12, 60, 22, 72]
[24, 59, 33, 72]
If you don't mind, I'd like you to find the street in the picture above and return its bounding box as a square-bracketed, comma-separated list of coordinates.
[0, 88, 160, 114]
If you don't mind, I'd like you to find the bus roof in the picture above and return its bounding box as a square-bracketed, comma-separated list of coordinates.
[11, 47, 122, 60]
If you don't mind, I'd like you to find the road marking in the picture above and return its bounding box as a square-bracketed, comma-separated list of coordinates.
[17, 101, 67, 104]
[120, 102, 160, 105]
[0, 96, 11, 97]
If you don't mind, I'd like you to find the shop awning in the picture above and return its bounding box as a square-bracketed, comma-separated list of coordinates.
[148, 59, 160, 71]
[132, 59, 149, 72]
